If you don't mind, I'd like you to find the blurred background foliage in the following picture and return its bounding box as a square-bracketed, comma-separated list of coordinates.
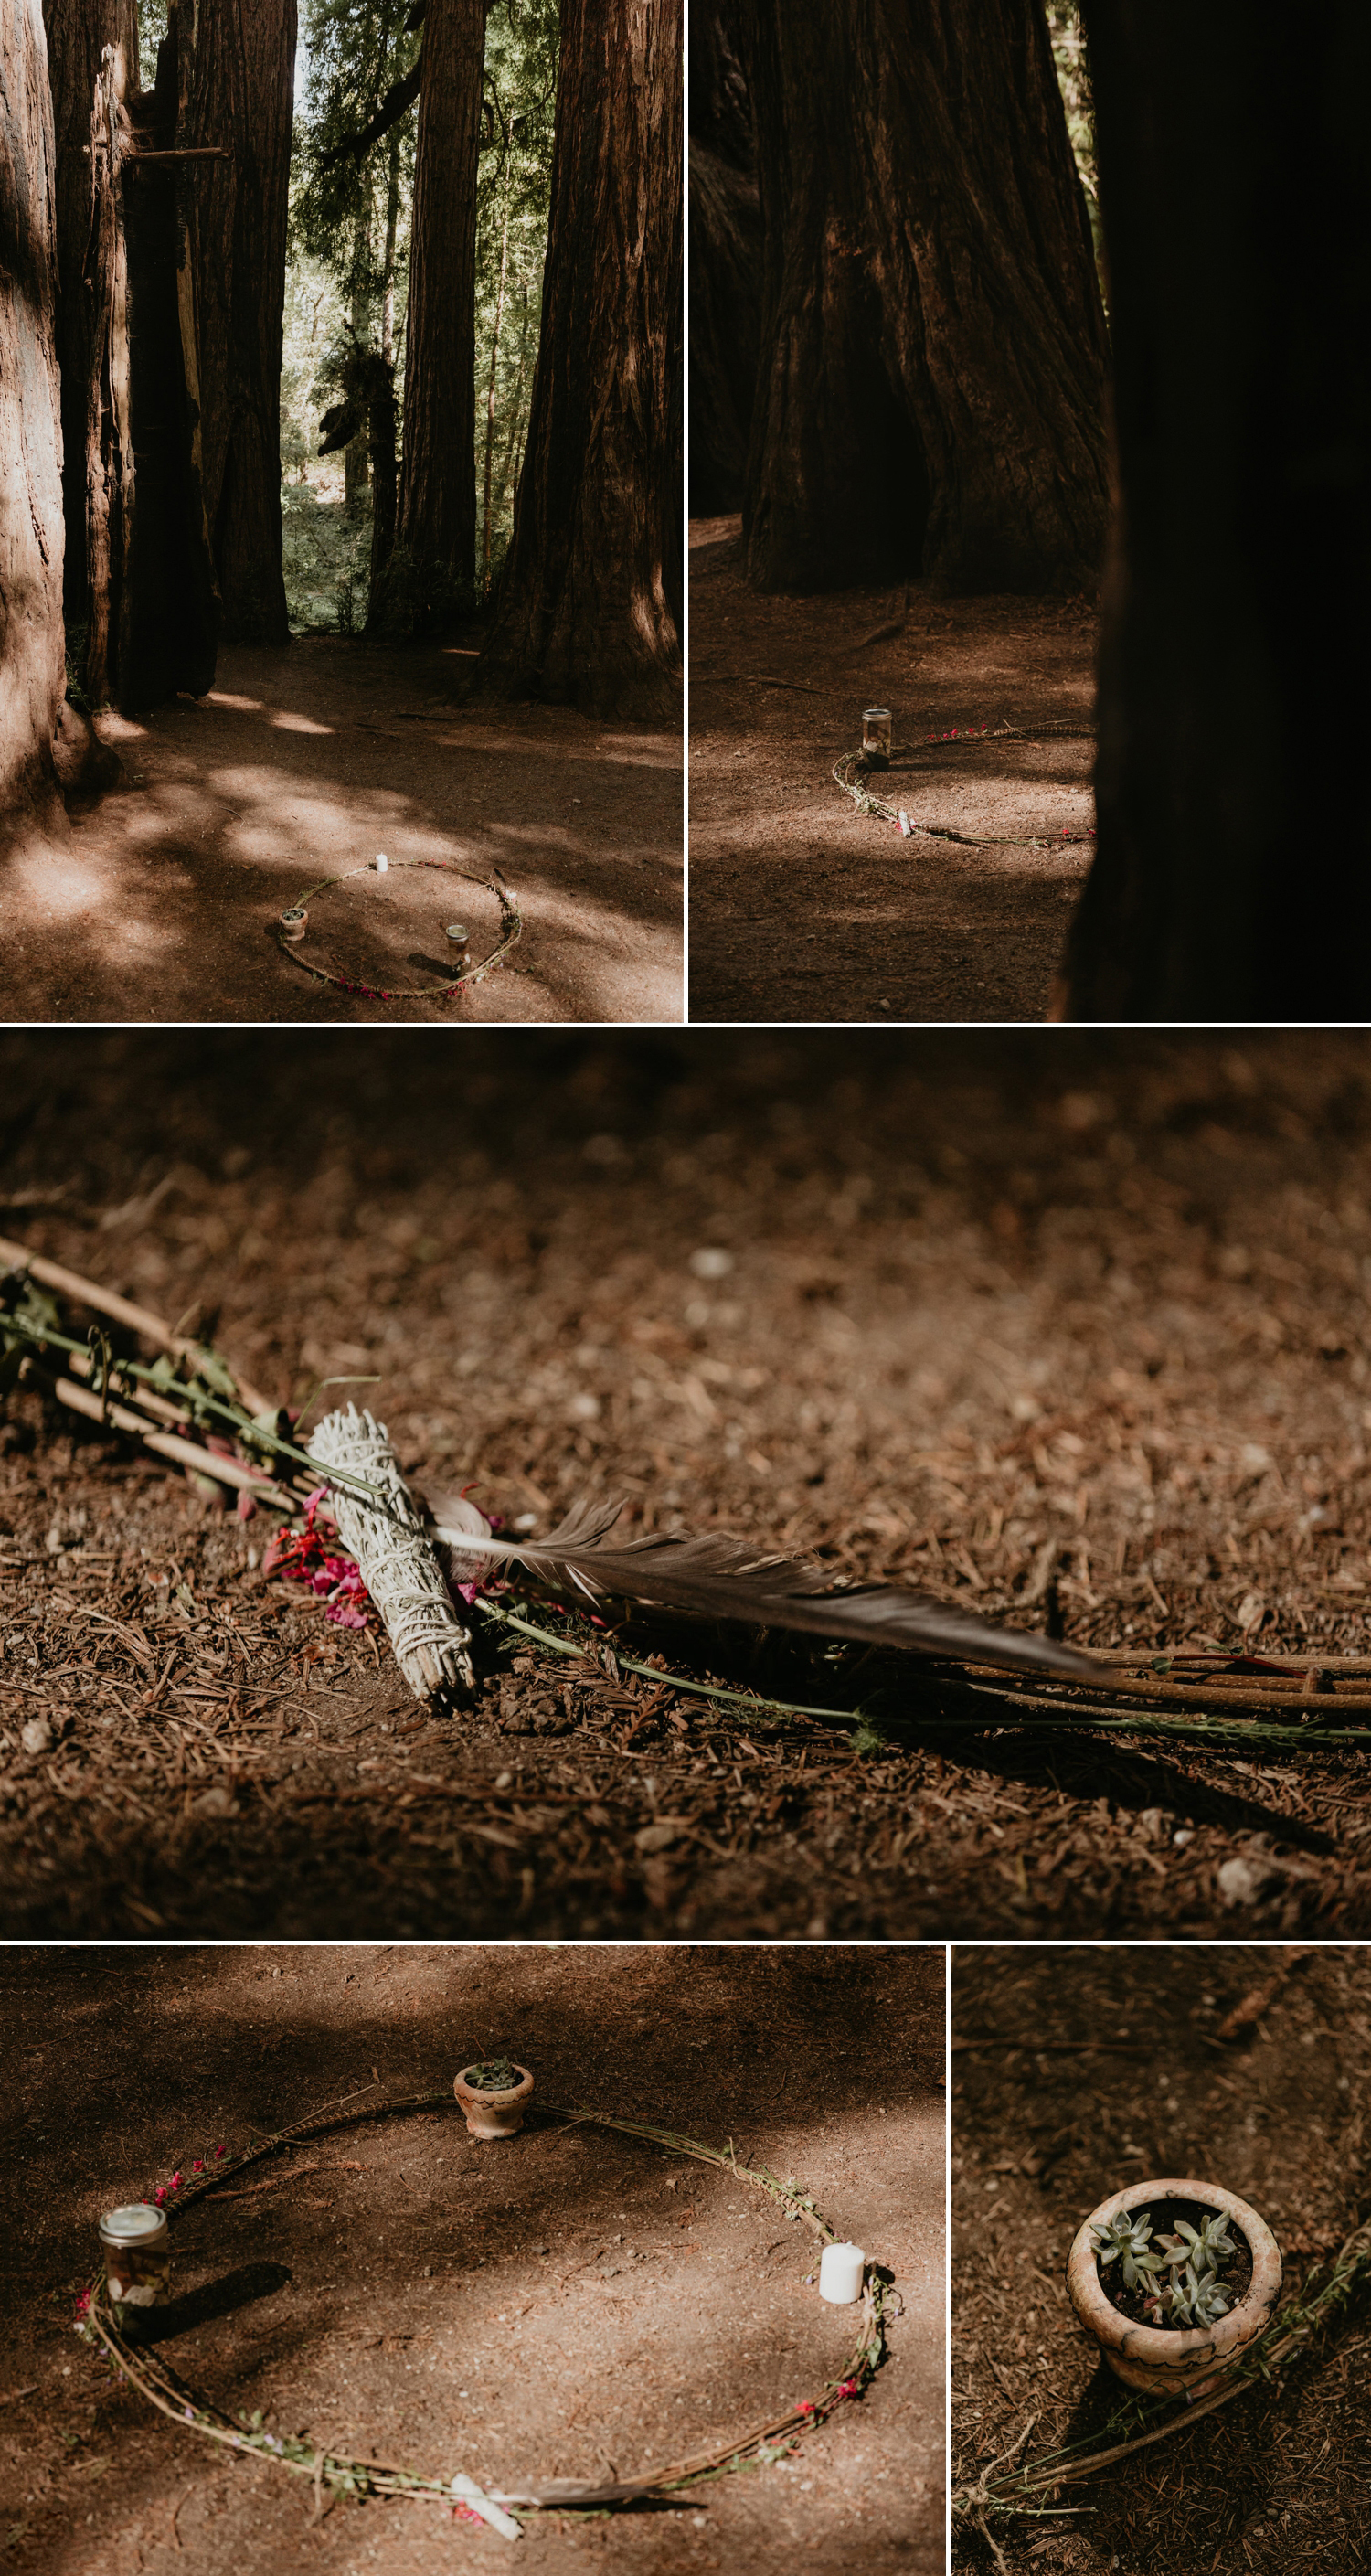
[1046, 4, 1103, 293]
[282, 0, 558, 634]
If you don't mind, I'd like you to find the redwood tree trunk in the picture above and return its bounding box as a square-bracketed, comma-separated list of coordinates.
[739, 0, 1110, 593]
[474, 0, 683, 721]
[687, 3, 760, 515]
[394, 0, 484, 599]
[41, 0, 139, 633]
[1059, 1, 1369, 1018]
[184, 0, 296, 642]
[0, 0, 66, 844]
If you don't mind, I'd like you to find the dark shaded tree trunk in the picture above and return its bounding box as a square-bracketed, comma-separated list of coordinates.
[687, 2, 760, 515]
[184, 0, 296, 642]
[81, 27, 218, 712]
[394, 0, 484, 596]
[474, 0, 683, 721]
[41, 0, 139, 633]
[0, 0, 66, 844]
[1059, 2, 1370, 1019]
[739, 0, 1110, 594]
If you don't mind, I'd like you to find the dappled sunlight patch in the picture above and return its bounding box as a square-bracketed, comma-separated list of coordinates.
[204, 692, 266, 714]
[267, 710, 335, 735]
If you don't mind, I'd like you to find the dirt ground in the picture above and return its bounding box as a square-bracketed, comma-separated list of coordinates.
[951, 1944, 1371, 2575]
[687, 516, 1096, 1024]
[0, 641, 682, 1025]
[0, 1943, 944, 2576]
[5, 1027, 1371, 1939]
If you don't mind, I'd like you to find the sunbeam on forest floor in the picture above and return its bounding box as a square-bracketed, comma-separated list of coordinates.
[687, 518, 1097, 1026]
[0, 643, 682, 1027]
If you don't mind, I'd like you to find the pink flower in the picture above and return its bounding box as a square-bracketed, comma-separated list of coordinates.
[192, 2159, 204, 2173]
[75, 2289, 90, 2316]
[170, 2171, 183, 2189]
[834, 2379, 859, 2400]
[795, 2400, 815, 2416]
[154, 2187, 166, 2204]
[215, 2145, 226, 2159]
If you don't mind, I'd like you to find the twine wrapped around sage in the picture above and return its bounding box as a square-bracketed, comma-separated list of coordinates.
[308, 1404, 473, 1698]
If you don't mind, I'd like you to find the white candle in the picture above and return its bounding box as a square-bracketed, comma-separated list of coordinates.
[819, 2241, 865, 2304]
[375, 853, 388, 872]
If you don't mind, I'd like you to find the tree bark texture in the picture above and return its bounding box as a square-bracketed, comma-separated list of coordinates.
[1060, 1, 1371, 1018]
[41, 0, 138, 630]
[687, 2, 760, 515]
[739, 0, 1110, 594]
[395, 0, 484, 592]
[82, 28, 218, 712]
[474, 0, 683, 721]
[183, 0, 296, 642]
[0, 0, 66, 842]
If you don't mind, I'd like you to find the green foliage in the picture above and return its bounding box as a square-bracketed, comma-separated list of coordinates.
[1046, 6, 1104, 289]
[1094, 2205, 1241, 2325]
[282, 0, 558, 633]
[465, 2057, 521, 2092]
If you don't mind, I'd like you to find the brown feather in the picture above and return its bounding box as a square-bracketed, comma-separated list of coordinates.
[430, 1497, 1104, 1683]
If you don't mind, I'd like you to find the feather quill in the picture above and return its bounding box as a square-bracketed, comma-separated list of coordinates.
[430, 1496, 1104, 1683]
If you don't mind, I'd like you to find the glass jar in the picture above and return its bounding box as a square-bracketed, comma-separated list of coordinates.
[99, 2204, 171, 2312]
[862, 708, 892, 767]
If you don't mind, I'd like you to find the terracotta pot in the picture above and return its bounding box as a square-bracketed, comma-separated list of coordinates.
[453, 2062, 535, 2140]
[1067, 2176, 1281, 2398]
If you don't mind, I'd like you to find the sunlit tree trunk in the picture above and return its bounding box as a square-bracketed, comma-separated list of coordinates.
[474, 0, 683, 721]
[0, 0, 66, 844]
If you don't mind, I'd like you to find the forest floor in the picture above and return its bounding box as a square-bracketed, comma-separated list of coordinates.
[951, 1946, 1371, 2576]
[3, 1027, 1371, 1939]
[687, 516, 1097, 1025]
[0, 638, 682, 1026]
[1, 1944, 944, 2576]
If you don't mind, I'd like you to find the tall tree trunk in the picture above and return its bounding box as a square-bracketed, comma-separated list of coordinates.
[394, 0, 484, 601]
[42, 0, 139, 634]
[1059, 1, 1368, 1018]
[480, 133, 513, 594]
[81, 24, 218, 713]
[0, 0, 66, 844]
[739, 0, 1110, 594]
[345, 212, 372, 513]
[184, 0, 296, 643]
[381, 124, 400, 363]
[474, 0, 683, 721]
[687, 2, 760, 515]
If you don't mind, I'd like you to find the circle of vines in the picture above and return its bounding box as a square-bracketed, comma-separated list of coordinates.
[76, 2085, 894, 2528]
[273, 859, 522, 1002]
[834, 718, 1097, 847]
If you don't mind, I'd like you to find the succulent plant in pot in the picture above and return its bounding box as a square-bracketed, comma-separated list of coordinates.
[1068, 2177, 1281, 2397]
[453, 2057, 535, 2140]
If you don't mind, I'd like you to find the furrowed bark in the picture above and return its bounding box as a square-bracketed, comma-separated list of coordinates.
[393, 0, 484, 600]
[739, 0, 1110, 594]
[473, 0, 683, 721]
[184, 0, 296, 643]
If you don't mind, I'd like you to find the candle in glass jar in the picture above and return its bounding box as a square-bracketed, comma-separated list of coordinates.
[99, 2204, 171, 2308]
[818, 2241, 865, 2304]
[862, 707, 891, 767]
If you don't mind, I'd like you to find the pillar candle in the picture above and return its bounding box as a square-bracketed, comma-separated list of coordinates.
[819, 2241, 865, 2304]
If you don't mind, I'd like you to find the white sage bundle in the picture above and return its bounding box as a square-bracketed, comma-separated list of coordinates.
[308, 1404, 475, 1699]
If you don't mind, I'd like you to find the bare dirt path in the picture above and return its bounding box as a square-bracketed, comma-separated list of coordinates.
[688, 517, 1097, 1024]
[952, 1946, 1371, 2576]
[2, 1944, 943, 2576]
[1, 642, 682, 1025]
[3, 1028, 1371, 1941]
